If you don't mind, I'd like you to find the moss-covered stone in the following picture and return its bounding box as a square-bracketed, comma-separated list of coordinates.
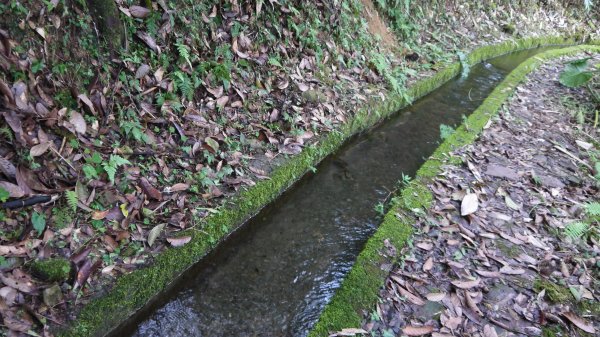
[542, 325, 566, 337]
[30, 258, 71, 283]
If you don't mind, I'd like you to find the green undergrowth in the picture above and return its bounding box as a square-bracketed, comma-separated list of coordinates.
[60, 37, 594, 337]
[308, 43, 600, 336]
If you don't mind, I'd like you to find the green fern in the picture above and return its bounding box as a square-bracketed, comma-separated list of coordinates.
[584, 202, 600, 216]
[564, 222, 589, 241]
[173, 71, 194, 101]
[0, 126, 13, 141]
[102, 155, 130, 184]
[65, 190, 78, 212]
[175, 41, 193, 69]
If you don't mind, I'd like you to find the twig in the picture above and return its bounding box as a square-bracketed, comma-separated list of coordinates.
[1, 195, 51, 209]
[549, 140, 593, 170]
[50, 146, 77, 172]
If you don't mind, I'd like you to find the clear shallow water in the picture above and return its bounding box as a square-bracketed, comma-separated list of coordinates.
[111, 47, 555, 337]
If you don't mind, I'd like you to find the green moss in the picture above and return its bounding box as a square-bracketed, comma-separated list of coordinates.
[534, 279, 573, 303]
[496, 240, 521, 258]
[542, 325, 566, 337]
[400, 181, 433, 210]
[60, 37, 600, 337]
[577, 299, 600, 316]
[309, 42, 600, 336]
[30, 258, 71, 283]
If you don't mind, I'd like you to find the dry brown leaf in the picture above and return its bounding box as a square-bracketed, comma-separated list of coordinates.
[167, 236, 192, 247]
[425, 292, 446, 301]
[30, 141, 51, 157]
[130, 5, 151, 18]
[423, 257, 434, 271]
[69, 111, 87, 134]
[330, 328, 368, 336]
[397, 285, 425, 306]
[0, 181, 24, 198]
[402, 325, 434, 336]
[563, 312, 596, 333]
[451, 278, 480, 289]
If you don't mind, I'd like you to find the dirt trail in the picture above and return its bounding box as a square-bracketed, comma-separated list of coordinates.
[363, 57, 600, 336]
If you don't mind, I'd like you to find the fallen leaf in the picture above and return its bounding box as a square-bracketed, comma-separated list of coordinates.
[425, 292, 446, 301]
[563, 312, 596, 333]
[69, 111, 87, 134]
[147, 223, 166, 247]
[30, 141, 51, 157]
[330, 328, 368, 336]
[499, 265, 525, 275]
[451, 278, 480, 289]
[461, 193, 478, 216]
[167, 236, 192, 247]
[130, 5, 151, 18]
[137, 31, 160, 53]
[397, 285, 425, 305]
[139, 177, 162, 201]
[402, 325, 434, 336]
[0, 181, 24, 198]
[423, 257, 434, 271]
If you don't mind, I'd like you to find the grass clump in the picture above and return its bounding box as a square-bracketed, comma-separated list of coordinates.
[534, 279, 573, 303]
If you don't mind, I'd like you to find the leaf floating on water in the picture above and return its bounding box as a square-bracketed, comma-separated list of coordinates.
[402, 325, 434, 336]
[563, 312, 596, 333]
[461, 193, 478, 216]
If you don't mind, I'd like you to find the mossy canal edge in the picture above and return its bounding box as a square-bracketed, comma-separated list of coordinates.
[59, 36, 594, 337]
[307, 43, 600, 336]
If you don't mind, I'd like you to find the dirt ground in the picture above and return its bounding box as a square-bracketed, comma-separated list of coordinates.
[361, 57, 600, 337]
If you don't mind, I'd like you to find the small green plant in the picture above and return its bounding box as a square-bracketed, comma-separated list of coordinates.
[559, 58, 600, 127]
[400, 172, 412, 186]
[102, 155, 131, 184]
[32, 211, 46, 237]
[457, 51, 470, 78]
[374, 202, 385, 216]
[65, 190, 78, 212]
[584, 202, 600, 216]
[564, 221, 589, 241]
[439, 123, 455, 140]
[0, 187, 8, 202]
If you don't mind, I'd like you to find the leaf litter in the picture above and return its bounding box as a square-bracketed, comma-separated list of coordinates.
[357, 58, 600, 336]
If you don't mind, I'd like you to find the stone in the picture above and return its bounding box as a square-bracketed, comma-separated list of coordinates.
[43, 285, 63, 307]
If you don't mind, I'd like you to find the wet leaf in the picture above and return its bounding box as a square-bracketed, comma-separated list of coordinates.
[330, 328, 368, 336]
[32, 212, 46, 236]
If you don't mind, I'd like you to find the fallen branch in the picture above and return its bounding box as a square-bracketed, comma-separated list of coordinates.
[1, 195, 51, 209]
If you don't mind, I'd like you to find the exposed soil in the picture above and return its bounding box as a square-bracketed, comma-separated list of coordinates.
[360, 0, 397, 49]
[358, 57, 600, 336]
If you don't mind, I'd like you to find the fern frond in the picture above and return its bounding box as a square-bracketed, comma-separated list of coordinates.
[65, 190, 78, 212]
[564, 222, 589, 241]
[175, 41, 193, 69]
[584, 202, 600, 216]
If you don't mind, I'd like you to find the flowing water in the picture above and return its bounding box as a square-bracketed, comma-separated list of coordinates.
[111, 46, 556, 337]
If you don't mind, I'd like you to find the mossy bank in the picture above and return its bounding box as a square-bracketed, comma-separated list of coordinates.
[307, 43, 600, 336]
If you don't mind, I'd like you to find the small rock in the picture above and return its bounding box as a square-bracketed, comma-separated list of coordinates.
[43, 285, 63, 307]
